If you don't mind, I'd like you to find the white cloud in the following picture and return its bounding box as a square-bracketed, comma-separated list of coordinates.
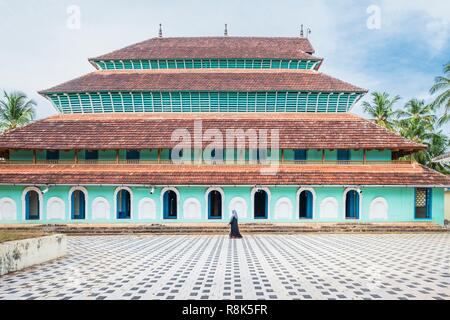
[379, 0, 450, 55]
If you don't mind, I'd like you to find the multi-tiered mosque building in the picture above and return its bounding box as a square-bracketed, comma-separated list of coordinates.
[0, 35, 448, 225]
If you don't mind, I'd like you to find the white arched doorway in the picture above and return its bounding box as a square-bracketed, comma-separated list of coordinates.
[161, 187, 180, 220]
[251, 187, 271, 219]
[343, 188, 362, 220]
[297, 188, 316, 219]
[69, 187, 88, 220]
[205, 187, 225, 220]
[114, 187, 133, 220]
[22, 187, 43, 221]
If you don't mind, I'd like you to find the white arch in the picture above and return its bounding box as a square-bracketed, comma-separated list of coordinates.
[138, 198, 157, 220]
[22, 187, 44, 221]
[68, 186, 88, 220]
[343, 188, 363, 219]
[320, 197, 339, 219]
[369, 197, 389, 220]
[229, 197, 248, 219]
[0, 198, 17, 221]
[92, 197, 111, 220]
[160, 187, 180, 218]
[296, 187, 316, 219]
[251, 187, 271, 219]
[46, 197, 66, 220]
[274, 197, 293, 220]
[251, 187, 272, 219]
[183, 197, 202, 220]
[114, 187, 134, 220]
[204, 187, 225, 219]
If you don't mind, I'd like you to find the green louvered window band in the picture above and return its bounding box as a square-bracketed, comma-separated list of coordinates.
[93, 59, 321, 70]
[49, 91, 361, 114]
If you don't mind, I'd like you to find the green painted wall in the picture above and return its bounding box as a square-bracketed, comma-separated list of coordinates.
[0, 185, 445, 225]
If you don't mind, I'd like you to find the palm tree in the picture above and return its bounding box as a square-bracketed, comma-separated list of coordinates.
[396, 99, 435, 142]
[430, 63, 450, 125]
[396, 99, 449, 174]
[426, 131, 449, 173]
[0, 91, 36, 132]
[362, 92, 400, 131]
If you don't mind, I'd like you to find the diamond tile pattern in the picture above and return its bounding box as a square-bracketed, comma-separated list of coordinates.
[0, 234, 449, 300]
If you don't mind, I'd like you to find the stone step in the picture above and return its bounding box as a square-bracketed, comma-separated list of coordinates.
[1, 223, 446, 235]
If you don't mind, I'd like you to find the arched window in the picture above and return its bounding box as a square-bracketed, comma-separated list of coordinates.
[254, 189, 268, 219]
[345, 190, 360, 219]
[208, 190, 222, 219]
[299, 190, 313, 219]
[117, 189, 131, 219]
[71, 190, 86, 220]
[25, 190, 40, 220]
[163, 190, 178, 219]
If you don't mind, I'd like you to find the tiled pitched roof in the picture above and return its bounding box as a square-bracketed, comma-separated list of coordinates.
[0, 163, 448, 187]
[40, 69, 367, 94]
[0, 113, 425, 151]
[90, 37, 320, 61]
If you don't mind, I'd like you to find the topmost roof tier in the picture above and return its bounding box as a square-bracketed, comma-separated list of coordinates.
[92, 36, 318, 60]
[90, 37, 323, 71]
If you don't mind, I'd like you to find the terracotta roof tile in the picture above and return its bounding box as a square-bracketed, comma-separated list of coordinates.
[90, 37, 319, 61]
[0, 113, 425, 150]
[0, 164, 448, 187]
[40, 69, 366, 94]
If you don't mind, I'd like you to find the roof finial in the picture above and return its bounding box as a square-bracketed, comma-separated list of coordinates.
[158, 23, 163, 38]
[300, 24, 304, 37]
[306, 28, 312, 39]
[224, 24, 228, 36]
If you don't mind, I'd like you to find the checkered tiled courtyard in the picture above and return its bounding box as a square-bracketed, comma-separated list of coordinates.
[0, 234, 449, 300]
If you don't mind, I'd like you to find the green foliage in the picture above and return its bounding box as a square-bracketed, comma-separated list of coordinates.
[396, 99, 449, 174]
[362, 92, 400, 131]
[430, 63, 450, 126]
[363, 91, 449, 174]
[0, 91, 36, 132]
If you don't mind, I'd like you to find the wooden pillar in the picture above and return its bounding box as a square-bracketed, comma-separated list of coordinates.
[363, 149, 367, 164]
[157, 148, 161, 164]
[322, 149, 325, 164]
[281, 149, 285, 163]
[74, 150, 79, 164]
[33, 150, 37, 164]
[116, 150, 120, 164]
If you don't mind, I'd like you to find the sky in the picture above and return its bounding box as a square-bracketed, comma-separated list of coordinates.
[0, 0, 449, 122]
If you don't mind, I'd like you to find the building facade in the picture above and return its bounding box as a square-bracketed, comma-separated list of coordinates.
[0, 36, 448, 225]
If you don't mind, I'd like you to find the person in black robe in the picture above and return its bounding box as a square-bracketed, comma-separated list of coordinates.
[229, 210, 243, 239]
